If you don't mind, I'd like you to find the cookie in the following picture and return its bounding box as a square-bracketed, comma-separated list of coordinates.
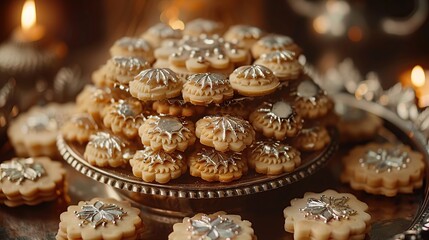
[169, 211, 256, 240]
[249, 100, 303, 140]
[152, 98, 205, 117]
[254, 50, 302, 81]
[61, 113, 98, 144]
[206, 96, 254, 119]
[130, 147, 187, 184]
[292, 78, 333, 119]
[224, 24, 264, 49]
[91, 65, 112, 88]
[141, 23, 182, 48]
[129, 68, 183, 101]
[294, 126, 330, 152]
[76, 85, 114, 122]
[84, 131, 134, 168]
[105, 56, 150, 85]
[182, 73, 234, 105]
[56, 198, 142, 240]
[0, 157, 65, 207]
[110, 37, 155, 63]
[7, 103, 76, 157]
[189, 148, 248, 182]
[284, 189, 371, 240]
[183, 18, 223, 37]
[248, 140, 301, 175]
[251, 34, 302, 59]
[341, 143, 425, 197]
[195, 115, 255, 152]
[229, 64, 280, 97]
[139, 115, 196, 153]
[103, 99, 147, 139]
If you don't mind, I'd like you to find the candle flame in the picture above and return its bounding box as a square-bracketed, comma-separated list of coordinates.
[411, 65, 426, 88]
[21, 0, 36, 30]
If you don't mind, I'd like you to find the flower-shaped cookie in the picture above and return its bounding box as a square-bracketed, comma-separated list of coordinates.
[84, 131, 134, 168]
[196, 115, 255, 152]
[7, 103, 76, 157]
[130, 147, 187, 184]
[103, 98, 147, 139]
[248, 140, 301, 175]
[61, 113, 98, 144]
[284, 189, 371, 240]
[0, 157, 65, 207]
[152, 98, 205, 117]
[292, 78, 333, 119]
[105, 56, 150, 86]
[129, 68, 183, 101]
[229, 64, 280, 96]
[251, 34, 302, 59]
[141, 23, 182, 48]
[249, 100, 303, 140]
[294, 126, 331, 152]
[110, 37, 155, 63]
[224, 24, 264, 49]
[182, 73, 234, 105]
[139, 115, 196, 153]
[183, 18, 223, 37]
[57, 198, 142, 240]
[341, 143, 425, 197]
[169, 211, 256, 240]
[189, 148, 248, 182]
[254, 50, 302, 81]
[76, 85, 114, 121]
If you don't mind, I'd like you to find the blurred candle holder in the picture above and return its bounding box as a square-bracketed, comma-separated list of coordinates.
[401, 65, 429, 108]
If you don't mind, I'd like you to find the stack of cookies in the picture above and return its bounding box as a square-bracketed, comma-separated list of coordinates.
[62, 19, 336, 184]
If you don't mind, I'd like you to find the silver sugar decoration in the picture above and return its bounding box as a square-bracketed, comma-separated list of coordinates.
[116, 100, 136, 117]
[135, 147, 182, 166]
[22, 113, 58, 133]
[0, 158, 45, 184]
[230, 25, 263, 39]
[360, 148, 410, 173]
[70, 114, 98, 130]
[74, 200, 126, 228]
[112, 56, 149, 71]
[204, 115, 249, 141]
[187, 73, 228, 89]
[197, 148, 241, 171]
[260, 50, 296, 63]
[234, 64, 273, 79]
[148, 116, 191, 142]
[296, 79, 324, 105]
[257, 34, 294, 49]
[115, 37, 151, 52]
[257, 101, 298, 126]
[135, 68, 179, 86]
[188, 214, 241, 240]
[300, 195, 357, 223]
[87, 132, 127, 158]
[251, 140, 295, 159]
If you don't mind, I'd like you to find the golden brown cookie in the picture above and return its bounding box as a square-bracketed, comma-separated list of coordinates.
[254, 50, 302, 81]
[169, 211, 256, 240]
[224, 24, 264, 49]
[249, 100, 303, 140]
[141, 23, 182, 48]
[182, 73, 234, 105]
[0, 157, 65, 207]
[130, 147, 187, 184]
[183, 18, 223, 37]
[206, 96, 254, 119]
[105, 56, 151, 85]
[84, 131, 134, 168]
[139, 115, 196, 153]
[152, 98, 205, 117]
[76, 85, 114, 122]
[341, 143, 425, 197]
[103, 99, 147, 139]
[294, 126, 331, 152]
[91, 65, 112, 88]
[57, 198, 142, 240]
[189, 148, 248, 182]
[251, 34, 302, 59]
[195, 115, 255, 152]
[129, 68, 183, 101]
[110, 37, 155, 63]
[61, 113, 98, 144]
[248, 140, 301, 175]
[284, 189, 371, 240]
[292, 78, 333, 119]
[229, 64, 280, 97]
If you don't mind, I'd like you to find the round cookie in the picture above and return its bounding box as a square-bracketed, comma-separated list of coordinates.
[138, 115, 196, 153]
[341, 143, 425, 197]
[61, 113, 98, 144]
[284, 189, 371, 240]
[105, 56, 151, 86]
[152, 98, 205, 117]
[141, 23, 182, 48]
[129, 68, 183, 101]
[183, 18, 223, 37]
[110, 37, 155, 63]
[182, 72, 234, 105]
[229, 64, 280, 97]
[189, 148, 248, 182]
[294, 125, 331, 152]
[251, 34, 302, 59]
[292, 78, 333, 119]
[249, 100, 303, 140]
[254, 50, 302, 81]
[195, 115, 255, 152]
[130, 147, 187, 184]
[248, 140, 301, 175]
[224, 24, 264, 49]
[169, 211, 256, 240]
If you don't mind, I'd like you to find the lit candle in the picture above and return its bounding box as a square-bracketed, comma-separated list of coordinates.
[410, 65, 429, 108]
[12, 0, 45, 43]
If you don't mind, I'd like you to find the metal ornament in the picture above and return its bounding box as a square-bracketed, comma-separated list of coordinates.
[112, 56, 149, 71]
[257, 101, 298, 126]
[74, 200, 126, 228]
[234, 64, 274, 79]
[0, 158, 45, 184]
[188, 73, 228, 89]
[257, 35, 294, 49]
[360, 148, 410, 173]
[148, 116, 190, 142]
[300, 195, 357, 223]
[260, 50, 296, 63]
[197, 148, 241, 171]
[251, 140, 295, 159]
[204, 115, 250, 141]
[135, 68, 179, 86]
[135, 147, 182, 166]
[87, 132, 127, 158]
[188, 214, 241, 240]
[115, 37, 151, 52]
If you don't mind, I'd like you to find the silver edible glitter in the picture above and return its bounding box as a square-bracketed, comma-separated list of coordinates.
[203, 115, 250, 141]
[0, 158, 45, 184]
[135, 147, 182, 166]
[188, 214, 241, 240]
[234, 64, 274, 79]
[197, 148, 241, 171]
[87, 132, 127, 158]
[300, 195, 357, 223]
[135, 68, 179, 86]
[187, 73, 228, 89]
[74, 200, 126, 228]
[359, 148, 410, 173]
